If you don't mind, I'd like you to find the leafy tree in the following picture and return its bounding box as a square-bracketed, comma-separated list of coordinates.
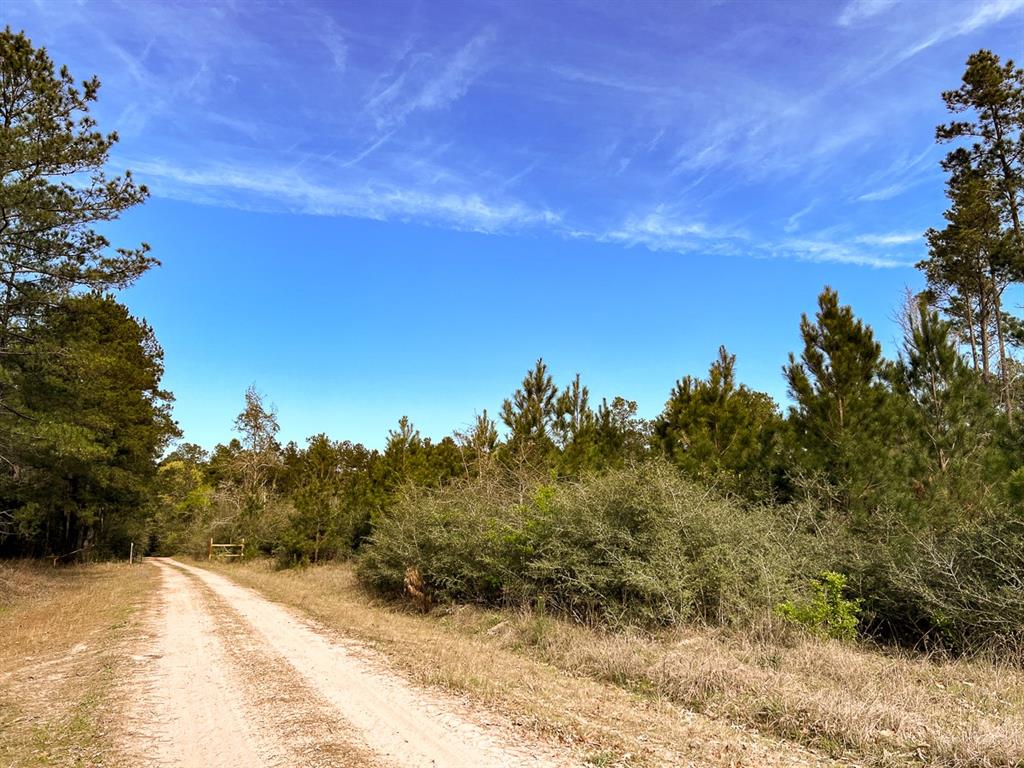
[151, 444, 214, 555]
[654, 347, 782, 495]
[0, 29, 153, 436]
[232, 385, 282, 505]
[0, 294, 176, 556]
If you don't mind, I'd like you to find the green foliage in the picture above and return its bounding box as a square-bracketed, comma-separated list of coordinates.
[358, 460, 818, 628]
[654, 346, 782, 497]
[275, 434, 377, 565]
[0, 28, 153, 417]
[0, 294, 177, 556]
[777, 572, 861, 641]
[784, 287, 908, 516]
[0, 30, 163, 557]
[890, 297, 1008, 524]
[501, 358, 559, 464]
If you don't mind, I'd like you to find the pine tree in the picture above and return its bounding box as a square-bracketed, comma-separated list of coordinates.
[455, 410, 499, 472]
[892, 296, 1005, 524]
[937, 50, 1024, 261]
[501, 358, 558, 463]
[0, 29, 155, 465]
[0, 294, 176, 556]
[654, 346, 781, 494]
[553, 373, 600, 475]
[784, 287, 898, 513]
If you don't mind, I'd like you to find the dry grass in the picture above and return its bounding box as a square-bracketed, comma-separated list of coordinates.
[504, 614, 1024, 768]
[0, 559, 156, 768]
[204, 559, 1023, 768]
[201, 558, 843, 767]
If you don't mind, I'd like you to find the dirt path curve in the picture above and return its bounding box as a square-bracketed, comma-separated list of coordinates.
[124, 557, 576, 768]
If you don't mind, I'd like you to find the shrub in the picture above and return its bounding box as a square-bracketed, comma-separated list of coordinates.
[777, 571, 861, 640]
[358, 460, 821, 629]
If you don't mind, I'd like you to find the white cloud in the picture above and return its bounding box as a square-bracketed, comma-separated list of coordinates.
[320, 19, 348, 72]
[776, 238, 910, 268]
[129, 157, 560, 233]
[590, 208, 913, 268]
[838, 0, 898, 27]
[857, 182, 911, 202]
[892, 0, 1024, 64]
[366, 30, 495, 129]
[853, 232, 920, 246]
[784, 201, 815, 233]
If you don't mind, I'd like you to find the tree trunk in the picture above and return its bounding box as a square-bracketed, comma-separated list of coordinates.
[991, 276, 1011, 422]
[963, 293, 979, 373]
[992, 113, 1024, 264]
[977, 276, 991, 384]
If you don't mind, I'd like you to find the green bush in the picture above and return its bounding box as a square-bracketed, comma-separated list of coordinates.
[777, 571, 861, 640]
[357, 460, 821, 628]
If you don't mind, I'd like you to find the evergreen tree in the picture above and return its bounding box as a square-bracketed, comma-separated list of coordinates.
[922, 162, 1011, 386]
[554, 373, 599, 475]
[0, 294, 176, 556]
[937, 50, 1024, 262]
[784, 287, 899, 513]
[281, 434, 348, 564]
[594, 396, 649, 468]
[455, 410, 499, 472]
[654, 346, 781, 495]
[501, 358, 558, 464]
[0, 29, 153, 437]
[892, 297, 1006, 523]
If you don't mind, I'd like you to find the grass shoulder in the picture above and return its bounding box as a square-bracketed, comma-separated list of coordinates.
[0, 560, 156, 768]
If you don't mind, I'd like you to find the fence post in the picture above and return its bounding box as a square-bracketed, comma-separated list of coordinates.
[240, 538, 245, 559]
[208, 538, 213, 561]
[129, 541, 134, 565]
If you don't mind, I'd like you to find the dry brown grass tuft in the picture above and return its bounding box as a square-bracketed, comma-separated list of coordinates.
[206, 559, 1023, 768]
[500, 613, 1024, 767]
[0, 559, 156, 768]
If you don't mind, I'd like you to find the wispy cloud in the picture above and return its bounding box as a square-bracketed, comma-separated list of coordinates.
[857, 182, 912, 202]
[129, 156, 560, 233]
[366, 30, 495, 129]
[892, 0, 1024, 65]
[15, 0, 1020, 272]
[319, 17, 348, 72]
[773, 238, 912, 268]
[588, 208, 914, 268]
[853, 232, 921, 246]
[784, 201, 816, 233]
[837, 0, 898, 27]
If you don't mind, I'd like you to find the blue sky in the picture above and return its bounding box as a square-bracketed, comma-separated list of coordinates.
[9, 0, 1024, 449]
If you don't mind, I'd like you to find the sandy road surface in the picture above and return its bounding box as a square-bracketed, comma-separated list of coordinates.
[124, 558, 575, 768]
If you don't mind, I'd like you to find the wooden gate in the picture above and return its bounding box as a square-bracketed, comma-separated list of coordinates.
[207, 538, 245, 561]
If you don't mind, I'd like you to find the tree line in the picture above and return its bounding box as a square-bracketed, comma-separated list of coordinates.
[1, 30, 1021, 652]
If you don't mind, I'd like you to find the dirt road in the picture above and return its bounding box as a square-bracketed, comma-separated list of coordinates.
[124, 558, 576, 768]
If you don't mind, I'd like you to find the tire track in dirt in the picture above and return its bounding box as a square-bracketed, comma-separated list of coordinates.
[183, 570, 385, 768]
[129, 558, 577, 768]
[123, 561, 272, 767]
